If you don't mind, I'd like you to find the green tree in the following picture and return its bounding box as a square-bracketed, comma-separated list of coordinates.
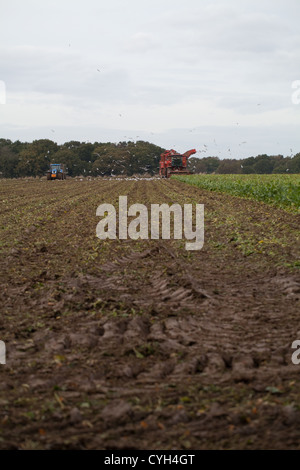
[52, 148, 89, 176]
[188, 156, 220, 173]
[217, 159, 241, 174]
[0, 146, 19, 178]
[16, 139, 58, 176]
[253, 155, 274, 174]
[290, 153, 300, 173]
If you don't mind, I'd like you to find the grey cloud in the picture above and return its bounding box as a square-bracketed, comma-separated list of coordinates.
[0, 0, 299, 156]
[123, 32, 160, 53]
[0, 45, 135, 106]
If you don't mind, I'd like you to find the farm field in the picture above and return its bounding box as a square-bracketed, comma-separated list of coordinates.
[0, 177, 300, 450]
[174, 174, 300, 212]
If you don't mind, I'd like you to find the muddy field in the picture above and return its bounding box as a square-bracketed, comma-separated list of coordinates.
[0, 178, 299, 450]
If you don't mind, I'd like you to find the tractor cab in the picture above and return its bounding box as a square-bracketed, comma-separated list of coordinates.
[171, 155, 183, 167]
[50, 164, 61, 177]
[47, 163, 66, 180]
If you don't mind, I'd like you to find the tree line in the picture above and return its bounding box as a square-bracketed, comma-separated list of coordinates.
[0, 138, 299, 178]
[188, 153, 300, 174]
[0, 139, 164, 178]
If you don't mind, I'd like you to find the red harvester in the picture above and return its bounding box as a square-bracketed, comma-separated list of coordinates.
[159, 149, 196, 178]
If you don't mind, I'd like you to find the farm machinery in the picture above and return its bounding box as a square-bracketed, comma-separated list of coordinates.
[159, 149, 196, 178]
[47, 163, 66, 180]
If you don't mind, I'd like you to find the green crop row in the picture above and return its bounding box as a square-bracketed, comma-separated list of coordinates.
[173, 174, 300, 212]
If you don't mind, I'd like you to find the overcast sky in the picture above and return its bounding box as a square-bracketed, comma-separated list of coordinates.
[0, 0, 299, 158]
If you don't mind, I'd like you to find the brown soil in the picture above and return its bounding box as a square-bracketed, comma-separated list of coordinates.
[0, 178, 299, 450]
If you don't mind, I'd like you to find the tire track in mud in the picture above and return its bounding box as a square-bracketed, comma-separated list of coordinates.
[96, 180, 213, 315]
[1, 178, 300, 449]
[60, 179, 300, 389]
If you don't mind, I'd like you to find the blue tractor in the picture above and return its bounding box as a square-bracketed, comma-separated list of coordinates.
[47, 163, 66, 180]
